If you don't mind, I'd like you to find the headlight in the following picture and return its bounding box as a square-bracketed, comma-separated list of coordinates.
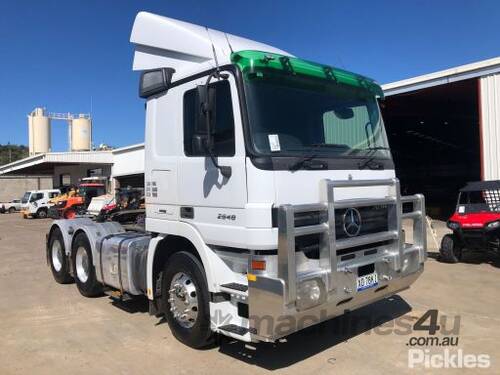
[57, 200, 67, 207]
[296, 278, 325, 311]
[486, 220, 500, 230]
[447, 221, 460, 230]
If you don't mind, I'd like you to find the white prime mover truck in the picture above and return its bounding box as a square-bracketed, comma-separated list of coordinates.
[45, 12, 427, 348]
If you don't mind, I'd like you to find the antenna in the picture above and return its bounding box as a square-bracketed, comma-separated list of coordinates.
[224, 33, 234, 54]
[206, 27, 221, 72]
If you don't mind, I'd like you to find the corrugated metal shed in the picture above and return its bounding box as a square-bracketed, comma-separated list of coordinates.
[383, 56, 500, 96]
[480, 73, 500, 180]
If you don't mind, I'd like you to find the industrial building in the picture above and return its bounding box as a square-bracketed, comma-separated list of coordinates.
[381, 56, 500, 217]
[0, 107, 144, 200]
[0, 143, 144, 196]
[1, 56, 500, 218]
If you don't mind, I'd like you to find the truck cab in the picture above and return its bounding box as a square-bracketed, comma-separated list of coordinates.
[45, 12, 427, 349]
[21, 189, 60, 218]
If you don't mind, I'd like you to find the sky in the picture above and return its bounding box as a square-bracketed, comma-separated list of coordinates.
[0, 0, 499, 151]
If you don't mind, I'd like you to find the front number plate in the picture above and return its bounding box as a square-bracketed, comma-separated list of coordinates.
[357, 272, 379, 291]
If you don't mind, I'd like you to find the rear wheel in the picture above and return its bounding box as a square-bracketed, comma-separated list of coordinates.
[49, 228, 73, 284]
[440, 234, 462, 263]
[72, 233, 103, 297]
[8, 207, 16, 214]
[162, 252, 214, 349]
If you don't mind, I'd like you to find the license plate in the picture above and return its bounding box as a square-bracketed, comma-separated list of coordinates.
[357, 272, 378, 291]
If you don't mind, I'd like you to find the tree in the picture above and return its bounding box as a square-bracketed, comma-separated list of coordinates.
[0, 144, 29, 166]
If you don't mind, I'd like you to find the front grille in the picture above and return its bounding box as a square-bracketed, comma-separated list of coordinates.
[335, 205, 389, 240]
[279, 204, 391, 259]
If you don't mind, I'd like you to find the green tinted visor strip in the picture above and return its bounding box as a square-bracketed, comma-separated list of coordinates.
[231, 50, 384, 98]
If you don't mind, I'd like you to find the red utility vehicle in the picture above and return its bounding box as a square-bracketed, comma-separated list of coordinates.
[440, 180, 500, 263]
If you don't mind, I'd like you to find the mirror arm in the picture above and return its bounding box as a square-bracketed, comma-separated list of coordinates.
[201, 71, 231, 179]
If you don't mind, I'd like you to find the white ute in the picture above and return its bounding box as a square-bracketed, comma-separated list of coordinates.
[45, 12, 427, 348]
[0, 199, 22, 213]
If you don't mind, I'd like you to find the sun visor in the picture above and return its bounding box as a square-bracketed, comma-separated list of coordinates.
[130, 12, 293, 73]
[131, 12, 215, 71]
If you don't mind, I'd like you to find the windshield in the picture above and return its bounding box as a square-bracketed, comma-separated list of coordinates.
[458, 190, 500, 213]
[243, 69, 391, 161]
[78, 186, 106, 204]
[21, 192, 30, 204]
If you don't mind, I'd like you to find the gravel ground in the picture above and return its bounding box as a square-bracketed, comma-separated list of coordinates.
[0, 214, 498, 374]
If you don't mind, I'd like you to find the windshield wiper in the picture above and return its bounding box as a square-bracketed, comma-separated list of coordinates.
[288, 144, 348, 171]
[357, 147, 388, 170]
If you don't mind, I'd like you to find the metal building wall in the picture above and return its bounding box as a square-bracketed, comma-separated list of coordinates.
[480, 73, 500, 180]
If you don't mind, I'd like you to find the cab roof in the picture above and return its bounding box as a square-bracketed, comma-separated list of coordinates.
[460, 180, 500, 192]
[130, 12, 291, 77]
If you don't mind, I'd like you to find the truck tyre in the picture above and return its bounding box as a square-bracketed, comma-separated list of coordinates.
[8, 207, 16, 214]
[49, 227, 73, 284]
[440, 234, 462, 263]
[72, 232, 103, 297]
[162, 251, 214, 349]
[37, 208, 48, 219]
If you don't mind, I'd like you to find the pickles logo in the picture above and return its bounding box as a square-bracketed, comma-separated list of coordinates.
[406, 310, 490, 369]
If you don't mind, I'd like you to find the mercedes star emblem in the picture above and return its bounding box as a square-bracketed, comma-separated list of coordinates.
[343, 208, 362, 237]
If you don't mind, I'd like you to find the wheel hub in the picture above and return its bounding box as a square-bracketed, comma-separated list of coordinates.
[75, 246, 89, 283]
[168, 272, 199, 328]
[51, 240, 63, 272]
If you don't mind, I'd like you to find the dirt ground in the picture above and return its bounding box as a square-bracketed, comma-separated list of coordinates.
[0, 214, 499, 374]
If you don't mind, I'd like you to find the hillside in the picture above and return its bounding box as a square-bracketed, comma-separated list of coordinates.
[0, 144, 29, 166]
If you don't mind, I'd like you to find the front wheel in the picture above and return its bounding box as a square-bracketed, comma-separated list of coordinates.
[8, 207, 16, 214]
[71, 233, 103, 297]
[440, 234, 462, 263]
[162, 252, 214, 349]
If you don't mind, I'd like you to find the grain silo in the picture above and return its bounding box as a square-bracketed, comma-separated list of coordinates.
[70, 114, 92, 151]
[28, 107, 51, 155]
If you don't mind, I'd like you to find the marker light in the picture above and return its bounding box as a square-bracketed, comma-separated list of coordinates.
[251, 260, 266, 271]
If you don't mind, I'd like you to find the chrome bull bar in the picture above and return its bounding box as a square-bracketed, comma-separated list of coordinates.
[277, 178, 426, 307]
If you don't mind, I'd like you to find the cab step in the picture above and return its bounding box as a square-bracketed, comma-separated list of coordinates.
[219, 324, 250, 336]
[104, 288, 132, 302]
[219, 283, 248, 300]
[220, 283, 248, 292]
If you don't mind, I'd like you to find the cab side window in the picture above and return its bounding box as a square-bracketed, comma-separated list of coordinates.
[183, 80, 235, 157]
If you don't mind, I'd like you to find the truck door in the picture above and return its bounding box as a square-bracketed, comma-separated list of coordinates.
[179, 73, 246, 243]
[146, 71, 247, 247]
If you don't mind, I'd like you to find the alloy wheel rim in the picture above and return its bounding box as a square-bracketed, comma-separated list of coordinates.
[75, 246, 89, 283]
[169, 272, 199, 328]
[51, 240, 63, 272]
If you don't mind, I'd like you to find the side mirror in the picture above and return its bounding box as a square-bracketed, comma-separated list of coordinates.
[139, 68, 175, 98]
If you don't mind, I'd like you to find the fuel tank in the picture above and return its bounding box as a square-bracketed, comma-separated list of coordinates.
[98, 232, 151, 295]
